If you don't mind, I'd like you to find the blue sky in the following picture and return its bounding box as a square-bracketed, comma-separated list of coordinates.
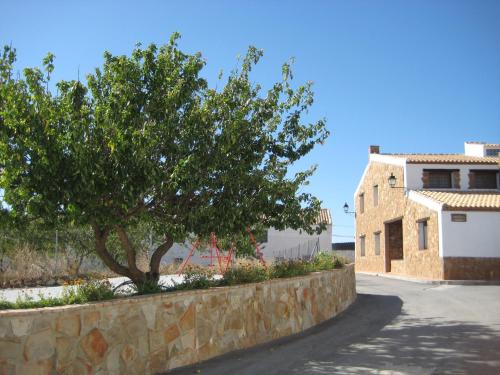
[2, 0, 499, 241]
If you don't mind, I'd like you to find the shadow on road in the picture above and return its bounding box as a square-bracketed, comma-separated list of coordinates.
[167, 294, 403, 375]
[300, 308, 500, 375]
[166, 292, 500, 374]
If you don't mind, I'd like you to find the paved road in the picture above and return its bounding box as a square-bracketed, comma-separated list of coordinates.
[168, 274, 500, 375]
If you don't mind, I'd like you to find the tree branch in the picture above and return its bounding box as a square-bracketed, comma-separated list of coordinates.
[116, 225, 145, 281]
[92, 224, 132, 278]
[149, 235, 174, 279]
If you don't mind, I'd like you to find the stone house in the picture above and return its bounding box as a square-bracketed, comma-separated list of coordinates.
[354, 142, 500, 280]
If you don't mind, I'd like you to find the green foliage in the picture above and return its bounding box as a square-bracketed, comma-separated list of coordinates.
[0, 300, 14, 310]
[333, 256, 344, 269]
[167, 267, 219, 291]
[311, 251, 346, 270]
[312, 251, 334, 270]
[117, 279, 168, 295]
[0, 254, 348, 310]
[0, 36, 329, 285]
[0, 279, 116, 310]
[64, 279, 116, 302]
[270, 259, 313, 278]
[10, 295, 67, 309]
[222, 263, 268, 285]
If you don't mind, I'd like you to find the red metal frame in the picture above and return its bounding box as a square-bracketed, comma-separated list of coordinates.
[176, 229, 266, 275]
[247, 228, 267, 269]
[176, 239, 201, 275]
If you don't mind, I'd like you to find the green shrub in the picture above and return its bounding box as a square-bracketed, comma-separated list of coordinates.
[312, 251, 334, 270]
[333, 255, 344, 269]
[311, 252, 346, 271]
[270, 259, 312, 279]
[67, 279, 115, 302]
[0, 254, 348, 310]
[12, 295, 67, 309]
[167, 267, 219, 292]
[0, 279, 116, 310]
[222, 264, 268, 285]
[0, 300, 14, 310]
[113, 279, 168, 296]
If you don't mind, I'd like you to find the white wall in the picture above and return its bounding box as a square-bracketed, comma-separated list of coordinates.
[441, 211, 500, 258]
[355, 155, 405, 196]
[160, 224, 333, 265]
[261, 225, 332, 260]
[405, 163, 497, 191]
[464, 143, 486, 157]
[161, 242, 214, 266]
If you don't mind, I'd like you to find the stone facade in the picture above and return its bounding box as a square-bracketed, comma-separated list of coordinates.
[443, 257, 500, 280]
[0, 266, 356, 375]
[355, 162, 443, 279]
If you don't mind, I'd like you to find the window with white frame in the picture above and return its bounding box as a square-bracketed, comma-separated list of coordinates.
[418, 220, 428, 250]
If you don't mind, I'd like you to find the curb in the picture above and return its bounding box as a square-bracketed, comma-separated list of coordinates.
[355, 272, 500, 286]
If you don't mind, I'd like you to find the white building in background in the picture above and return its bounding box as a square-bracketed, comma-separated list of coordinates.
[161, 208, 333, 265]
[260, 208, 332, 260]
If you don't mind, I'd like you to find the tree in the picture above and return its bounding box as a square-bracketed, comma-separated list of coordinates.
[0, 34, 329, 287]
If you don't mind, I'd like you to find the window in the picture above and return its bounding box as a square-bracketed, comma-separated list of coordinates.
[451, 213, 467, 222]
[418, 220, 428, 250]
[359, 193, 365, 214]
[470, 170, 498, 189]
[374, 232, 381, 255]
[486, 149, 500, 156]
[425, 170, 454, 188]
[373, 185, 379, 207]
[360, 235, 366, 256]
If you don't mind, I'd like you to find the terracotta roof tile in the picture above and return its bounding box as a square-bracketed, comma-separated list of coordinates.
[414, 190, 500, 211]
[316, 208, 332, 225]
[384, 154, 499, 164]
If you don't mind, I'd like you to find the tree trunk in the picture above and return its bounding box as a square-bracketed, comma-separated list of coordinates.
[93, 224, 133, 279]
[92, 224, 174, 288]
[147, 236, 174, 283]
[116, 226, 147, 283]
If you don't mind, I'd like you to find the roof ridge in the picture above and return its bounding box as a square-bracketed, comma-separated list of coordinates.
[382, 153, 463, 156]
[411, 190, 500, 210]
[412, 189, 500, 194]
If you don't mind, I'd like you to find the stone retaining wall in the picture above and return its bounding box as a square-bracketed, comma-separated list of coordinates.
[0, 265, 356, 375]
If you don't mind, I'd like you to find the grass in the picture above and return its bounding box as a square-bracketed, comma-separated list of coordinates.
[0, 279, 116, 310]
[0, 252, 347, 310]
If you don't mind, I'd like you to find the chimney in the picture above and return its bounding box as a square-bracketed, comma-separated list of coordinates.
[369, 145, 380, 154]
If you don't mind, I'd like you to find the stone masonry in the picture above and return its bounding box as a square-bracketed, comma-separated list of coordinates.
[0, 266, 356, 375]
[355, 162, 443, 279]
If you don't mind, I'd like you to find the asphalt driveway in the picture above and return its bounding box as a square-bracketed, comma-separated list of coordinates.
[167, 274, 500, 375]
